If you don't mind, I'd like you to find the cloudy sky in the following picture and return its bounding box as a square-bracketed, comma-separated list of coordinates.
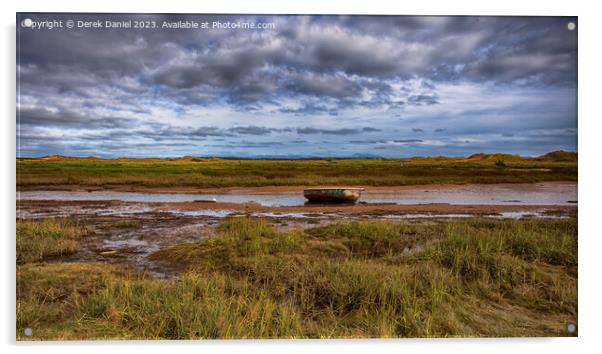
[17, 14, 577, 158]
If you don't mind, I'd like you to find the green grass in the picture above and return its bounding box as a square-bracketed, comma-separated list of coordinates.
[16, 152, 577, 189]
[16, 218, 87, 264]
[17, 217, 577, 339]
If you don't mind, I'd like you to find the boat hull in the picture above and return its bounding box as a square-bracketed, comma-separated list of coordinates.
[303, 188, 364, 203]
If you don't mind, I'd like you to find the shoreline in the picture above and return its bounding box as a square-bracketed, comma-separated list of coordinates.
[16, 180, 577, 195]
[17, 199, 577, 218]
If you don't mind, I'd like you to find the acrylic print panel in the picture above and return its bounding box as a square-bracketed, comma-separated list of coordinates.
[16, 13, 577, 340]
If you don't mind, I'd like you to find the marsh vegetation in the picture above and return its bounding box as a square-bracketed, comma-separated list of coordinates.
[17, 217, 577, 339]
[17, 152, 577, 190]
[17, 218, 88, 264]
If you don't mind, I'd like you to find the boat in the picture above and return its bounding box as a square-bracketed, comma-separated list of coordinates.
[303, 187, 364, 203]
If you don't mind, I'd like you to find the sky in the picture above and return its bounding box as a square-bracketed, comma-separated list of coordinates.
[17, 14, 578, 158]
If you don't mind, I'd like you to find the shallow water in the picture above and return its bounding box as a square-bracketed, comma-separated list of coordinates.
[50, 207, 568, 279]
[18, 190, 303, 206]
[63, 218, 212, 278]
[16, 205, 570, 221]
[18, 186, 574, 278]
[363, 183, 577, 206]
[18, 182, 577, 206]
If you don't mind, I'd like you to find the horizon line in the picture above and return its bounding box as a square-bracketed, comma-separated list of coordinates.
[16, 150, 577, 160]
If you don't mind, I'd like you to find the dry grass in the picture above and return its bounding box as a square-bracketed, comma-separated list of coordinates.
[17, 217, 577, 339]
[16, 218, 87, 264]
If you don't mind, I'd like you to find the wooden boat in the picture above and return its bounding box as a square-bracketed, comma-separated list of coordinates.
[303, 187, 364, 203]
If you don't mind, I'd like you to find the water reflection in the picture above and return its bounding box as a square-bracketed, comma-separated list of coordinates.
[18, 182, 577, 207]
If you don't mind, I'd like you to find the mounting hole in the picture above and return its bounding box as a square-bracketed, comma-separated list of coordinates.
[566, 323, 576, 333]
[21, 18, 32, 28]
[567, 22, 576, 31]
[23, 327, 32, 336]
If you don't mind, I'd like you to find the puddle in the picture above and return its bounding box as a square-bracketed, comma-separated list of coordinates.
[16, 204, 157, 219]
[17, 182, 577, 206]
[379, 213, 473, 219]
[103, 238, 149, 248]
[63, 218, 212, 279]
[19, 205, 572, 279]
[492, 211, 569, 219]
[251, 212, 326, 219]
[169, 210, 234, 218]
[17, 202, 571, 222]
[97, 205, 154, 216]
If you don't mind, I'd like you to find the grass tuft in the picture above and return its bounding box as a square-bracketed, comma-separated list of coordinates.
[16, 218, 87, 264]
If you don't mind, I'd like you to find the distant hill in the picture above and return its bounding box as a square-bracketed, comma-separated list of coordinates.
[535, 150, 578, 162]
[465, 153, 524, 162]
[464, 151, 577, 163]
[39, 155, 65, 161]
[21, 150, 577, 162]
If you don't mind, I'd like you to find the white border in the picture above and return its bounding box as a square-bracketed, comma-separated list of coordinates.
[2, 1, 601, 353]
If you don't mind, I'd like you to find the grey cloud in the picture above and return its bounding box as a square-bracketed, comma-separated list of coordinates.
[209, 141, 285, 149]
[228, 126, 275, 135]
[349, 140, 388, 144]
[393, 139, 423, 143]
[362, 127, 381, 132]
[16, 14, 577, 158]
[128, 125, 233, 142]
[285, 73, 363, 99]
[190, 127, 230, 137]
[297, 127, 358, 135]
[279, 103, 339, 116]
[19, 15, 577, 115]
[18, 107, 133, 129]
[407, 94, 439, 106]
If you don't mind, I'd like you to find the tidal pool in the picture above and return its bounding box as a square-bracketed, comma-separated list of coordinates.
[18, 182, 577, 206]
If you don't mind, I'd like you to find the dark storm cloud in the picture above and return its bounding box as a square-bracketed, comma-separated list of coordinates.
[18, 15, 576, 110]
[18, 107, 132, 129]
[460, 18, 578, 85]
[16, 14, 577, 157]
